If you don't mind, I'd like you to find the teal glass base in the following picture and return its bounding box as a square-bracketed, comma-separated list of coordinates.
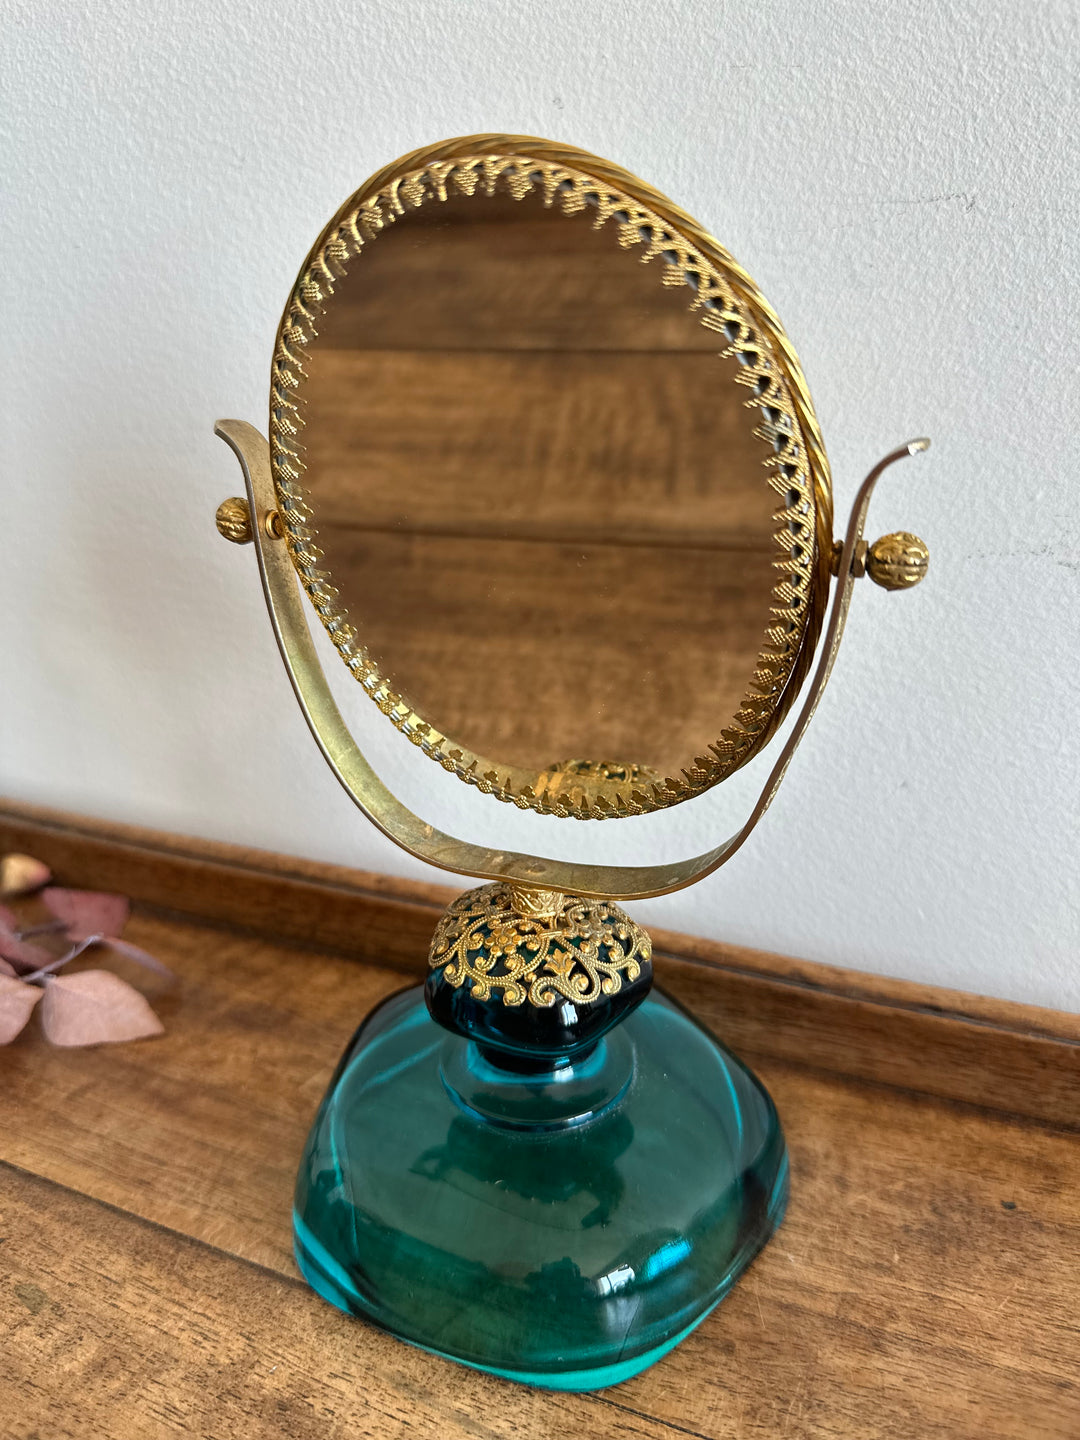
[293, 984, 787, 1390]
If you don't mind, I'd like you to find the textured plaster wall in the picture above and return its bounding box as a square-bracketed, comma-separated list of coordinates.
[2, 0, 1077, 1009]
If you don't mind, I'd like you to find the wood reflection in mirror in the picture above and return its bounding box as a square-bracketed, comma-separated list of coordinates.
[301, 188, 782, 780]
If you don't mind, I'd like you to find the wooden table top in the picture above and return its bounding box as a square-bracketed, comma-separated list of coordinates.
[1, 802, 1078, 1438]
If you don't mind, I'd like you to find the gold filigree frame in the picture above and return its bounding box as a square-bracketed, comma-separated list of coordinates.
[429, 883, 651, 1008]
[270, 134, 833, 820]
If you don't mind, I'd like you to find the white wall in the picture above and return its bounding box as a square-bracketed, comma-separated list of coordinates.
[2, 0, 1077, 1009]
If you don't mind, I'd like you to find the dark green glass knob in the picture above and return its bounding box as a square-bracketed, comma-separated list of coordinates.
[425, 882, 653, 1068]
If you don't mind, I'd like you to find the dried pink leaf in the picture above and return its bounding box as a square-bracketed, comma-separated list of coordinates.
[42, 888, 130, 942]
[39, 970, 164, 1047]
[0, 853, 52, 898]
[0, 973, 43, 1044]
[0, 922, 54, 973]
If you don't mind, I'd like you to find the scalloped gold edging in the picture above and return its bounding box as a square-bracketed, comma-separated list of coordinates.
[270, 135, 833, 820]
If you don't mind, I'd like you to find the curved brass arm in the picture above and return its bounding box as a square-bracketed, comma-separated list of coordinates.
[215, 419, 928, 900]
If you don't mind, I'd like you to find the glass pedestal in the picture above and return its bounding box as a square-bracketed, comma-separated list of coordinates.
[294, 982, 787, 1390]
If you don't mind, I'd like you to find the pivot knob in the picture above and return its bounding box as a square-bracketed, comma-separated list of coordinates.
[866, 531, 930, 590]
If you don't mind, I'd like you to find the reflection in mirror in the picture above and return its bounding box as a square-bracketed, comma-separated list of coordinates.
[289, 168, 816, 815]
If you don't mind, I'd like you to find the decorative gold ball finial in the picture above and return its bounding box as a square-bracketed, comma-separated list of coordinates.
[866, 532, 930, 590]
[215, 496, 253, 544]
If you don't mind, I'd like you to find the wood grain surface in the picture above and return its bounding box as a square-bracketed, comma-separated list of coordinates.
[2, 801, 1077, 1124]
[316, 189, 724, 355]
[302, 350, 775, 543]
[0, 1166, 674, 1440]
[313, 522, 776, 771]
[299, 347, 781, 777]
[1, 801, 1078, 1437]
[296, 181, 789, 781]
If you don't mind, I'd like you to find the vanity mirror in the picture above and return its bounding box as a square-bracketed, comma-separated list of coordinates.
[215, 134, 929, 1390]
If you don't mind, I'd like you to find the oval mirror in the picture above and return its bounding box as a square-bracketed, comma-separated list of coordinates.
[270, 137, 832, 819]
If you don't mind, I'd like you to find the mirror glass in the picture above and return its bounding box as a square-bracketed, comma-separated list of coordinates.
[274, 152, 823, 816]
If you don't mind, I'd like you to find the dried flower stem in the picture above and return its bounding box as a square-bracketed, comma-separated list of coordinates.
[21, 938, 97, 986]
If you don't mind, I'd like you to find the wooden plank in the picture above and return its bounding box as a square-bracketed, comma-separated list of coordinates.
[1, 923, 1078, 1436]
[292, 189, 795, 794]
[655, 947, 1080, 1131]
[648, 924, 1080, 1043]
[1, 799, 1078, 1126]
[1, 803, 1079, 1435]
[317, 525, 776, 773]
[633, 1058, 1080, 1438]
[0, 1164, 678, 1440]
[0, 800, 453, 973]
[316, 189, 723, 354]
[301, 348, 776, 545]
[0, 910, 395, 1273]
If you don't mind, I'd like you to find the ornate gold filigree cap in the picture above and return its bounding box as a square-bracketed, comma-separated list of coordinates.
[428, 882, 651, 1009]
